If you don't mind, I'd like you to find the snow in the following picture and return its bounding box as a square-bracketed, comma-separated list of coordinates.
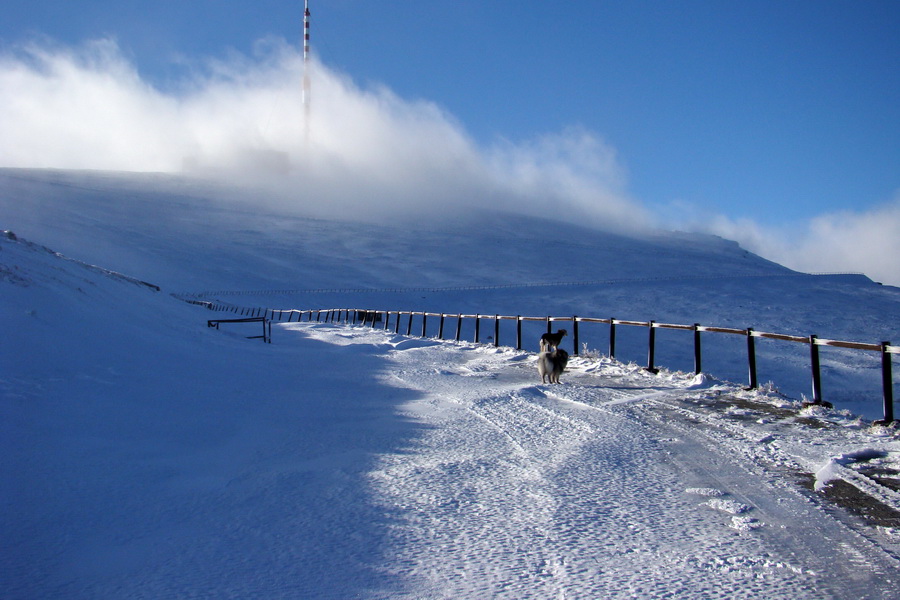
[2, 168, 900, 598]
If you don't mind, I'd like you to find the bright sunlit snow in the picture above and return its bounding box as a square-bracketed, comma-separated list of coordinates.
[2, 168, 899, 599]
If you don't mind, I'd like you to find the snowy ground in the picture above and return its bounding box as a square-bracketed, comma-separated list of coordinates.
[3, 169, 900, 598]
[308, 322, 900, 599]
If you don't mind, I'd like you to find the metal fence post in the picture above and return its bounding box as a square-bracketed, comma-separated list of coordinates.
[693, 324, 702, 374]
[573, 316, 579, 356]
[516, 316, 522, 350]
[746, 328, 758, 390]
[880, 342, 895, 424]
[646, 321, 659, 374]
[609, 319, 617, 359]
[810, 335, 823, 404]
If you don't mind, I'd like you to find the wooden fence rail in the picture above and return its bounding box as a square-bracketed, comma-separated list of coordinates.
[193, 302, 897, 424]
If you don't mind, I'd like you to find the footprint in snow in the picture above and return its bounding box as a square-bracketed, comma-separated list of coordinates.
[703, 497, 752, 515]
[685, 487, 726, 497]
[730, 516, 763, 531]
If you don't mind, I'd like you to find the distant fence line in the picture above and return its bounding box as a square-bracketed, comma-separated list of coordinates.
[180, 272, 869, 299]
[185, 299, 898, 424]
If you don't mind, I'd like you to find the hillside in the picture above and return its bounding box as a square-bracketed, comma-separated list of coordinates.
[3, 167, 898, 412]
[2, 168, 900, 598]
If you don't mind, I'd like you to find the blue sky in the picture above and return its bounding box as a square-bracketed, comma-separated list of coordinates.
[2, 1, 899, 282]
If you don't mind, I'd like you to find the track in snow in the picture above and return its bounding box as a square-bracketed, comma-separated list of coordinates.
[296, 324, 900, 599]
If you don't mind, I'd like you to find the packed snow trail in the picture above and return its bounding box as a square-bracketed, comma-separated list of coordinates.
[295, 323, 899, 599]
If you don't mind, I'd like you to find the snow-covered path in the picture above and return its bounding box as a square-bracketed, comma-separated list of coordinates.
[295, 323, 899, 599]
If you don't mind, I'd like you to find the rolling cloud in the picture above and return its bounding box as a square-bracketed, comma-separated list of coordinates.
[703, 196, 900, 286]
[1, 37, 898, 285]
[0, 37, 646, 231]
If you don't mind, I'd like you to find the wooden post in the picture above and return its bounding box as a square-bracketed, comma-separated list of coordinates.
[421, 313, 428, 338]
[406, 313, 413, 336]
[881, 342, 894, 424]
[746, 328, 758, 390]
[475, 316, 481, 343]
[547, 317, 552, 334]
[494, 315, 500, 347]
[609, 319, 617, 359]
[646, 321, 659, 374]
[693, 324, 702, 375]
[439, 314, 445, 340]
[516, 316, 522, 350]
[384, 311, 390, 330]
[810, 335, 823, 404]
[573, 316, 579, 356]
[455, 314, 462, 342]
[395, 311, 401, 334]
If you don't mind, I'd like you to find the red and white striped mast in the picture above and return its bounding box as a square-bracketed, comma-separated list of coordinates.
[302, 0, 311, 141]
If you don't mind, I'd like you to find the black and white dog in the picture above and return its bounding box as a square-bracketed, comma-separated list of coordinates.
[539, 329, 568, 352]
[537, 348, 569, 384]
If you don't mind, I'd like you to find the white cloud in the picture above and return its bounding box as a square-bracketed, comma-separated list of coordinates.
[687, 194, 900, 286]
[7, 38, 894, 286]
[0, 37, 648, 230]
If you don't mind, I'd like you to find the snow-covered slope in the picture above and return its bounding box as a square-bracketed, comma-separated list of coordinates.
[0, 167, 789, 293]
[3, 167, 897, 413]
[2, 168, 900, 598]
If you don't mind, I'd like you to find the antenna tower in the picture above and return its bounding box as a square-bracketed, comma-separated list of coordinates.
[302, 0, 311, 141]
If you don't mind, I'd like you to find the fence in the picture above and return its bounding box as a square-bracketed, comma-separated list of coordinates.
[190, 301, 898, 425]
[207, 317, 271, 343]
